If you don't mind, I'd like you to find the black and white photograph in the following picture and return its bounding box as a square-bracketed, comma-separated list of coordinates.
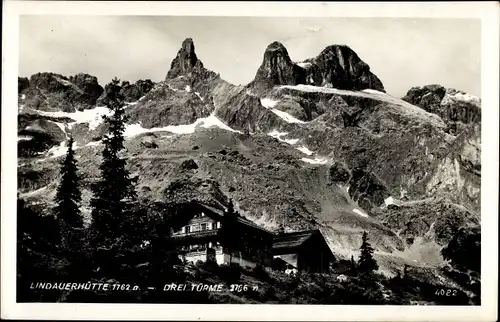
[2, 1, 499, 321]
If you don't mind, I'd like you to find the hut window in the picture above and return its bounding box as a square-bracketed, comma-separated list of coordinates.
[201, 223, 207, 231]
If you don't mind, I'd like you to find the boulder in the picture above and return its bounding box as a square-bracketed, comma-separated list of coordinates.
[329, 162, 351, 183]
[121, 79, 154, 102]
[179, 159, 199, 171]
[18, 115, 67, 157]
[139, 134, 158, 149]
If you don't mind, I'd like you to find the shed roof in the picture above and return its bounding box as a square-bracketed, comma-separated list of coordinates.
[197, 202, 225, 217]
[272, 229, 321, 251]
[236, 216, 274, 234]
[197, 202, 273, 234]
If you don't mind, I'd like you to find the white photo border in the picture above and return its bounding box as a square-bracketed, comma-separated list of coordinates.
[2, 1, 498, 321]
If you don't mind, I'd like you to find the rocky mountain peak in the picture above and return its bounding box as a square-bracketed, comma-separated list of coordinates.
[313, 44, 385, 92]
[166, 38, 204, 79]
[264, 41, 291, 59]
[248, 42, 385, 94]
[181, 37, 196, 53]
[248, 41, 306, 94]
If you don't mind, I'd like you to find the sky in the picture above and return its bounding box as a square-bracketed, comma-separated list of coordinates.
[19, 15, 481, 97]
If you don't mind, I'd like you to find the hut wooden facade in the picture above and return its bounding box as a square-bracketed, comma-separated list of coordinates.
[272, 229, 335, 273]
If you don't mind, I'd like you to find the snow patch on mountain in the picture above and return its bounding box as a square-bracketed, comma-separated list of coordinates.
[195, 92, 204, 102]
[297, 146, 314, 156]
[54, 122, 67, 134]
[19, 186, 48, 199]
[124, 123, 179, 137]
[441, 91, 481, 107]
[279, 84, 446, 127]
[268, 130, 299, 145]
[260, 97, 307, 124]
[452, 92, 479, 104]
[268, 130, 328, 164]
[353, 208, 369, 218]
[200, 114, 242, 133]
[185, 85, 192, 92]
[18, 135, 33, 141]
[46, 139, 79, 158]
[35, 98, 145, 130]
[284, 138, 300, 145]
[124, 113, 241, 138]
[37, 105, 112, 131]
[362, 89, 387, 95]
[260, 98, 279, 108]
[39, 139, 103, 162]
[125, 96, 146, 106]
[296, 62, 312, 68]
[301, 157, 328, 165]
[85, 140, 102, 147]
[271, 109, 307, 124]
[384, 196, 396, 206]
[167, 84, 179, 92]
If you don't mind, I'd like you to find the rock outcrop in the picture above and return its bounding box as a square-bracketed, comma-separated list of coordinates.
[18, 113, 67, 157]
[402, 85, 481, 134]
[120, 79, 155, 102]
[19, 72, 104, 112]
[69, 73, 104, 103]
[125, 78, 213, 128]
[18, 77, 30, 93]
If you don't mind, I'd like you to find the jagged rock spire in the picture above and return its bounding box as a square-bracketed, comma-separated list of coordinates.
[166, 38, 205, 79]
[313, 45, 385, 92]
[248, 41, 385, 93]
[248, 41, 306, 94]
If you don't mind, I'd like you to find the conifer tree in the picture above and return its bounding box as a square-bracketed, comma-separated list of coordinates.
[403, 264, 409, 280]
[219, 199, 239, 264]
[358, 231, 378, 273]
[90, 77, 138, 255]
[54, 136, 82, 246]
[350, 255, 357, 273]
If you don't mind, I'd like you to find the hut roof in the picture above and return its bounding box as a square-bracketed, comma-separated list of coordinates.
[272, 229, 321, 251]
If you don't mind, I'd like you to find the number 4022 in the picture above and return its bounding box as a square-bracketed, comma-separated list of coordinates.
[435, 289, 457, 296]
